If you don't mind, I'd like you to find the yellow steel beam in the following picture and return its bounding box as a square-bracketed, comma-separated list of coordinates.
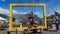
[9, 4, 47, 31]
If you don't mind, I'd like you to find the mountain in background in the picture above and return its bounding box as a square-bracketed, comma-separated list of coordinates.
[13, 14, 42, 22]
[0, 14, 9, 20]
[0, 13, 60, 23]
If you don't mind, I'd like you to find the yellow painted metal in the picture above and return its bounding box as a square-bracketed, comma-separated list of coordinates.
[9, 4, 47, 31]
[9, 4, 13, 30]
[54, 9, 58, 12]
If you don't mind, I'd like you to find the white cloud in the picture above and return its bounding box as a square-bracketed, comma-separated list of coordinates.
[0, 7, 43, 15]
[0, 7, 19, 14]
[34, 12, 40, 15]
[0, 7, 9, 14]
[19, 12, 27, 14]
[13, 10, 19, 14]
[0, 7, 27, 14]
[1, 0, 5, 2]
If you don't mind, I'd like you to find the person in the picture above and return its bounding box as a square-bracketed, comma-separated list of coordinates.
[55, 16, 59, 31]
[54, 9, 59, 31]
[28, 11, 34, 28]
[29, 17, 34, 28]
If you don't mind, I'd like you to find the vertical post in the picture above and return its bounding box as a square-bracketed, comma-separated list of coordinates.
[16, 29, 17, 34]
[7, 31, 10, 34]
[47, 21, 48, 31]
[40, 28, 42, 34]
[9, 4, 13, 30]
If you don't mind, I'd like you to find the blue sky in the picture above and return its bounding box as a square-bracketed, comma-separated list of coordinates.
[0, 0, 60, 18]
